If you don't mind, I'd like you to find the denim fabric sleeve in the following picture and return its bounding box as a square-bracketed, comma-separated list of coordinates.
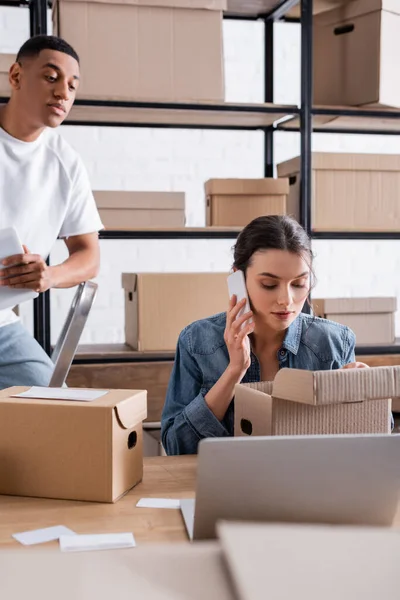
[342, 327, 356, 366]
[161, 329, 229, 456]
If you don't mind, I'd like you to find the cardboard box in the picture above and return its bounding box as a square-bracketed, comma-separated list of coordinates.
[314, 0, 400, 108]
[93, 191, 185, 229]
[218, 521, 400, 600]
[122, 272, 229, 351]
[235, 367, 398, 437]
[53, 0, 225, 102]
[313, 297, 397, 345]
[205, 178, 288, 226]
[277, 152, 400, 231]
[0, 54, 13, 96]
[143, 426, 166, 457]
[0, 386, 147, 502]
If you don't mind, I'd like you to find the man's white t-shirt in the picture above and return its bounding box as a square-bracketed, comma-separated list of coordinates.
[0, 125, 103, 327]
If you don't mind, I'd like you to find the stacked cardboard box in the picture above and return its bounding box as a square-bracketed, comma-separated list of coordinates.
[93, 191, 185, 229]
[277, 152, 400, 231]
[0, 387, 147, 502]
[235, 367, 397, 437]
[0, 54, 13, 96]
[53, 0, 226, 102]
[314, 0, 400, 108]
[122, 272, 229, 351]
[313, 297, 397, 345]
[205, 178, 288, 226]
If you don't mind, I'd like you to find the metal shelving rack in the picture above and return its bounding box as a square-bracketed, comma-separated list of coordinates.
[1, 0, 400, 359]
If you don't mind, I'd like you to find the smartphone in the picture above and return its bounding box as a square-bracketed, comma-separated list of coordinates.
[0, 227, 38, 309]
[227, 270, 253, 329]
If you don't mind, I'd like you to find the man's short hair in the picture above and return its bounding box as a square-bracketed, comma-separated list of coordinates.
[16, 35, 79, 64]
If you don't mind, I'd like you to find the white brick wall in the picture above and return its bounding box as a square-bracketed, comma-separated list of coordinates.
[1, 8, 400, 344]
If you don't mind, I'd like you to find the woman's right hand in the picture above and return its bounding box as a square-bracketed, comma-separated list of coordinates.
[224, 295, 254, 380]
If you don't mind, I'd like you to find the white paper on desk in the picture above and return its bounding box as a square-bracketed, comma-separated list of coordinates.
[59, 533, 136, 552]
[13, 525, 76, 546]
[136, 498, 181, 509]
[12, 387, 108, 402]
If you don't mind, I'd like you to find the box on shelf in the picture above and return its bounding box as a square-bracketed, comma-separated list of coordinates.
[53, 0, 225, 102]
[0, 54, 13, 95]
[122, 272, 228, 351]
[67, 360, 173, 422]
[143, 426, 166, 457]
[277, 152, 400, 231]
[0, 387, 147, 502]
[313, 297, 397, 345]
[314, 0, 400, 108]
[93, 191, 185, 229]
[205, 178, 288, 226]
[235, 367, 397, 437]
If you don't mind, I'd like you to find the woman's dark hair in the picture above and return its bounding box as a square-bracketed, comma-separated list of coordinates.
[233, 215, 314, 278]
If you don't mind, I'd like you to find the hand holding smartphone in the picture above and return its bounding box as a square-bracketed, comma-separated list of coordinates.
[227, 270, 253, 330]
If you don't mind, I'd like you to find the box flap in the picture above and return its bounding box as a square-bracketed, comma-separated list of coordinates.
[313, 297, 397, 315]
[271, 367, 400, 406]
[315, 0, 400, 25]
[122, 273, 138, 291]
[205, 178, 289, 196]
[57, 0, 227, 9]
[0, 54, 14, 73]
[278, 153, 400, 176]
[234, 383, 273, 437]
[218, 521, 400, 600]
[94, 190, 185, 210]
[114, 391, 147, 428]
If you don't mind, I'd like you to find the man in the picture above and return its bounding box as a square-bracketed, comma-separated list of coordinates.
[0, 35, 103, 389]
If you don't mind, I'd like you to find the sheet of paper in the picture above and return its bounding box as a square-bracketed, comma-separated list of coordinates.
[59, 533, 136, 552]
[12, 386, 108, 402]
[13, 525, 76, 546]
[136, 498, 181, 509]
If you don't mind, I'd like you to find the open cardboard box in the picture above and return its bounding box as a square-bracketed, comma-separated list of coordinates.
[235, 367, 399, 437]
[0, 386, 147, 502]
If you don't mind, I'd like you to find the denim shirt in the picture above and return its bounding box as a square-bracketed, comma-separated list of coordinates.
[161, 312, 356, 456]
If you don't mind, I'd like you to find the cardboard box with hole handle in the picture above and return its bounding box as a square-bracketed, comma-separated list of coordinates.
[0, 387, 147, 502]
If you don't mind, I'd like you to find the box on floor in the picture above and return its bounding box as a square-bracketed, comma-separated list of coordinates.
[235, 367, 398, 437]
[313, 297, 397, 345]
[0, 387, 147, 502]
[93, 191, 185, 229]
[205, 178, 288, 226]
[0, 54, 13, 96]
[122, 272, 229, 351]
[314, 0, 400, 108]
[53, 0, 226, 102]
[277, 152, 400, 231]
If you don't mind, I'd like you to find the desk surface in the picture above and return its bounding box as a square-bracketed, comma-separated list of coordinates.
[0, 456, 197, 548]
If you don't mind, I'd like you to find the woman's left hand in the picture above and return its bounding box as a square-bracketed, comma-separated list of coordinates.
[341, 362, 370, 369]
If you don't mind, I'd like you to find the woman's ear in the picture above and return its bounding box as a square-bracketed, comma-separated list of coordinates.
[9, 62, 21, 91]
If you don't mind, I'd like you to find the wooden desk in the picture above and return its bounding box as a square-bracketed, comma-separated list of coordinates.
[0, 456, 196, 548]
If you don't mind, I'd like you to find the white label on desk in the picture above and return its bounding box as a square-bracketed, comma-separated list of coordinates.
[13, 525, 76, 546]
[136, 498, 181, 509]
[59, 533, 136, 552]
[12, 387, 108, 402]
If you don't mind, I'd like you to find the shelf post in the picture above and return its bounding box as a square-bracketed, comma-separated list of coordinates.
[300, 0, 313, 235]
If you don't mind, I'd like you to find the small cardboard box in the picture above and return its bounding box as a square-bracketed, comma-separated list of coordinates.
[277, 152, 400, 231]
[313, 297, 397, 345]
[314, 0, 400, 108]
[53, 0, 225, 102]
[0, 387, 147, 502]
[143, 426, 166, 457]
[235, 367, 398, 437]
[93, 191, 185, 229]
[205, 178, 288, 226]
[0, 54, 13, 96]
[122, 272, 228, 351]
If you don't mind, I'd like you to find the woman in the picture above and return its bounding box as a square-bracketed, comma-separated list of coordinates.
[161, 215, 363, 456]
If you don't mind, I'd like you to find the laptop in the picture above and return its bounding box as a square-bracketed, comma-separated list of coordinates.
[180, 434, 400, 540]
